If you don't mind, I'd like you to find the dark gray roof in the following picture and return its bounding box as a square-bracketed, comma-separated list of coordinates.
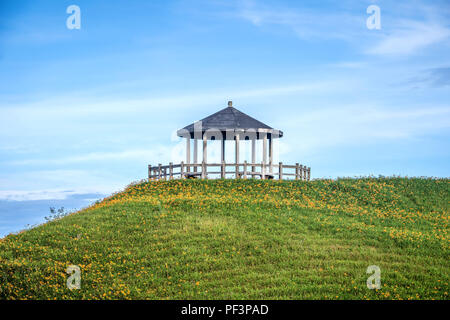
[177, 104, 283, 139]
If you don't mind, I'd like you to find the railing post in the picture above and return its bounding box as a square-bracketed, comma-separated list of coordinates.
[169, 162, 173, 180]
[158, 164, 162, 180]
[236, 161, 239, 178]
[186, 137, 190, 173]
[261, 161, 265, 180]
[307, 167, 311, 181]
[303, 166, 307, 180]
[295, 163, 299, 180]
[180, 161, 184, 179]
[299, 165, 303, 181]
[279, 162, 283, 180]
[201, 161, 206, 179]
[194, 138, 198, 173]
[251, 139, 256, 174]
[221, 161, 225, 179]
[243, 161, 248, 179]
[148, 164, 152, 180]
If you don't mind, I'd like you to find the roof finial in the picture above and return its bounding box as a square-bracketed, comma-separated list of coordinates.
[228, 100, 232, 108]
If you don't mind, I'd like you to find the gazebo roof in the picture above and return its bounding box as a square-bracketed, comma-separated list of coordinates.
[177, 101, 283, 139]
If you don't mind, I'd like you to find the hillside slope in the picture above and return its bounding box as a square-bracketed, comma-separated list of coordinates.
[0, 178, 448, 300]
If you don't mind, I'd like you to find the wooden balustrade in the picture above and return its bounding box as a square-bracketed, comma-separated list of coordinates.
[148, 162, 311, 181]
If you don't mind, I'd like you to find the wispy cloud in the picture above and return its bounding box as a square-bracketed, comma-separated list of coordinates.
[6, 147, 176, 166]
[0, 189, 104, 201]
[234, 0, 450, 56]
[366, 20, 450, 55]
[0, 81, 340, 115]
[428, 67, 450, 87]
[0, 169, 126, 200]
[282, 105, 450, 156]
[236, 0, 362, 41]
[407, 66, 450, 88]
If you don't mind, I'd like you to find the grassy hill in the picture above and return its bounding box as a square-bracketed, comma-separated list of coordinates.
[0, 177, 448, 300]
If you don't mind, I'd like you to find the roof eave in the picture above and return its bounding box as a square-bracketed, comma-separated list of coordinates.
[177, 128, 283, 139]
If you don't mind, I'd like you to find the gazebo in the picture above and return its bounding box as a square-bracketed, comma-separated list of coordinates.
[148, 101, 310, 180]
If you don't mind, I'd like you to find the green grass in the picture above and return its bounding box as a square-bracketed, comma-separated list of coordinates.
[0, 177, 448, 300]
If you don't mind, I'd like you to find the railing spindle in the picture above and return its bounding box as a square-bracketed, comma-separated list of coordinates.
[261, 161, 265, 180]
[279, 162, 283, 180]
[243, 161, 248, 179]
[221, 161, 225, 179]
[180, 161, 184, 179]
[201, 161, 206, 179]
[158, 164, 162, 180]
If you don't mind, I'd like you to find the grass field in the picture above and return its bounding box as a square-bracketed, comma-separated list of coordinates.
[0, 177, 448, 300]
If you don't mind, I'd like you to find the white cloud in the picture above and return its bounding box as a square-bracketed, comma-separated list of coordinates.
[0, 169, 126, 200]
[0, 81, 338, 118]
[367, 20, 450, 55]
[235, 1, 450, 56]
[8, 148, 168, 165]
[0, 189, 101, 201]
[5, 141, 196, 167]
[236, 0, 362, 41]
[280, 105, 450, 157]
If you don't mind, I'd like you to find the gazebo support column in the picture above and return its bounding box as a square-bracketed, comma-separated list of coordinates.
[186, 137, 190, 173]
[251, 138, 256, 174]
[202, 134, 207, 178]
[193, 138, 198, 172]
[269, 137, 273, 174]
[221, 138, 225, 163]
[263, 133, 267, 176]
[235, 134, 240, 178]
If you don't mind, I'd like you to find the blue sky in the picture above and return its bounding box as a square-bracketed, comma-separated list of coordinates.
[0, 0, 449, 209]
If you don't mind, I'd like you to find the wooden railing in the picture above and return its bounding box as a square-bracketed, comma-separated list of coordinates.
[148, 162, 311, 181]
